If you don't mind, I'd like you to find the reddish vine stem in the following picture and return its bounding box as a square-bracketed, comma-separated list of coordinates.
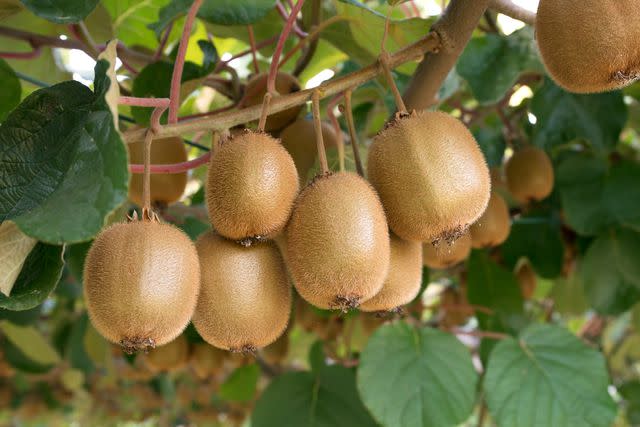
[130, 153, 211, 174]
[119, 96, 170, 107]
[447, 328, 508, 340]
[267, 0, 306, 94]
[142, 106, 167, 218]
[340, 89, 364, 177]
[0, 46, 41, 59]
[379, 52, 408, 114]
[312, 90, 329, 174]
[168, 0, 204, 124]
[154, 21, 174, 61]
[326, 94, 345, 171]
[247, 25, 261, 74]
[275, 1, 308, 38]
[214, 36, 279, 72]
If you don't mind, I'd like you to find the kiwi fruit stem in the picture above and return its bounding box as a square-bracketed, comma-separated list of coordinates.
[257, 92, 272, 132]
[142, 106, 168, 221]
[312, 90, 329, 174]
[327, 101, 345, 172]
[341, 89, 364, 177]
[379, 52, 408, 114]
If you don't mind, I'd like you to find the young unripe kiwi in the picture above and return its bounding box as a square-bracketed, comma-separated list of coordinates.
[368, 111, 490, 243]
[127, 136, 188, 207]
[470, 192, 511, 248]
[422, 232, 472, 269]
[240, 72, 303, 131]
[206, 130, 299, 242]
[515, 262, 537, 300]
[144, 334, 189, 373]
[285, 172, 390, 310]
[190, 342, 226, 379]
[260, 327, 290, 365]
[359, 234, 422, 312]
[83, 221, 200, 353]
[192, 231, 291, 352]
[280, 119, 339, 185]
[505, 146, 554, 204]
[535, 0, 640, 93]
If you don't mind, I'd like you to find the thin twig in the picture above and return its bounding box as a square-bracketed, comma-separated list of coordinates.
[168, 0, 204, 123]
[154, 21, 174, 61]
[130, 152, 211, 174]
[267, 0, 306, 94]
[379, 52, 408, 114]
[119, 96, 170, 107]
[312, 90, 329, 174]
[447, 328, 508, 340]
[340, 89, 364, 177]
[258, 93, 272, 132]
[0, 45, 41, 59]
[488, 0, 536, 25]
[142, 106, 167, 218]
[275, 1, 308, 38]
[292, 0, 321, 76]
[247, 25, 260, 74]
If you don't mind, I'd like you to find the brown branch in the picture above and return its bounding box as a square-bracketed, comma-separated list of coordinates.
[488, 0, 536, 25]
[403, 0, 490, 110]
[124, 32, 441, 142]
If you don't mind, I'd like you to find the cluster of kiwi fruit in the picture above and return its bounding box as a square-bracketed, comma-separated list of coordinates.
[535, 0, 640, 93]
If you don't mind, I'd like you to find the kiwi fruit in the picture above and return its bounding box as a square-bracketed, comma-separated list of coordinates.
[286, 172, 390, 310]
[240, 72, 303, 131]
[206, 130, 299, 242]
[144, 334, 189, 372]
[470, 192, 511, 248]
[368, 111, 491, 243]
[192, 231, 291, 352]
[505, 146, 554, 203]
[535, 0, 640, 93]
[83, 220, 200, 353]
[360, 233, 422, 312]
[516, 262, 537, 300]
[127, 136, 188, 207]
[422, 232, 472, 269]
[191, 342, 226, 379]
[261, 326, 290, 364]
[280, 118, 339, 185]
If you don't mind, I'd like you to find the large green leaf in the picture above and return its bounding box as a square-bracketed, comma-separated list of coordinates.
[501, 211, 564, 278]
[252, 346, 376, 427]
[5, 60, 129, 243]
[102, 0, 171, 50]
[472, 116, 506, 168]
[0, 58, 20, 121]
[219, 364, 260, 402]
[530, 78, 627, 153]
[19, 0, 99, 23]
[357, 322, 478, 427]
[484, 324, 617, 427]
[457, 28, 542, 105]
[0, 242, 64, 311]
[581, 228, 640, 314]
[150, 0, 276, 36]
[466, 250, 525, 335]
[556, 154, 640, 235]
[0, 320, 61, 365]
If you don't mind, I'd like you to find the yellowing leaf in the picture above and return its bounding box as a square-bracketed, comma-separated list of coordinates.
[97, 39, 120, 130]
[84, 322, 109, 366]
[0, 320, 61, 365]
[0, 221, 37, 297]
[61, 368, 85, 391]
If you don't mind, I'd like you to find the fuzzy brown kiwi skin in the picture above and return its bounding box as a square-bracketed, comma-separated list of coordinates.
[280, 119, 339, 185]
[470, 192, 511, 249]
[83, 221, 200, 353]
[206, 130, 300, 242]
[422, 232, 472, 270]
[128, 136, 188, 207]
[360, 234, 422, 312]
[505, 146, 554, 204]
[536, 0, 640, 93]
[367, 110, 491, 243]
[144, 334, 189, 373]
[240, 72, 303, 131]
[285, 172, 390, 311]
[192, 231, 291, 352]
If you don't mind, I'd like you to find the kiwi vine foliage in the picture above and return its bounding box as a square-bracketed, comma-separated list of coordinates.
[0, 0, 639, 426]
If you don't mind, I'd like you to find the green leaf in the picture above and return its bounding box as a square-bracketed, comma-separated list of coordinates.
[530, 78, 627, 153]
[556, 155, 640, 235]
[501, 212, 564, 278]
[65, 241, 92, 282]
[219, 364, 260, 402]
[0, 58, 20, 121]
[484, 324, 617, 427]
[581, 228, 640, 314]
[150, 0, 276, 36]
[2, 335, 54, 373]
[457, 28, 542, 105]
[472, 117, 506, 168]
[19, 0, 99, 23]
[0, 320, 61, 365]
[619, 381, 640, 425]
[357, 322, 478, 427]
[0, 242, 64, 311]
[102, 0, 171, 50]
[253, 363, 376, 427]
[8, 61, 129, 243]
[66, 314, 95, 374]
[550, 274, 589, 316]
[466, 250, 525, 335]
[0, 221, 37, 297]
